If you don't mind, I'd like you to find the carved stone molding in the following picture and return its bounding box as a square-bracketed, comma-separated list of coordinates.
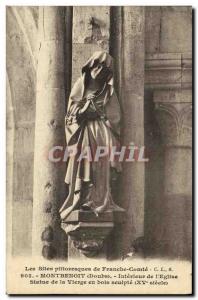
[154, 90, 192, 147]
[66, 222, 113, 258]
[61, 210, 125, 258]
[145, 53, 192, 90]
[73, 240, 104, 258]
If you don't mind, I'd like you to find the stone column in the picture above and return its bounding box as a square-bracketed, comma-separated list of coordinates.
[61, 7, 126, 260]
[154, 89, 192, 258]
[109, 6, 123, 98]
[120, 7, 145, 255]
[32, 7, 67, 259]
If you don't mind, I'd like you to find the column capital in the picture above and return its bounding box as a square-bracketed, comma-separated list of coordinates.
[154, 89, 192, 147]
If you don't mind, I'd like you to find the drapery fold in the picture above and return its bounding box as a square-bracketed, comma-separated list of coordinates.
[59, 51, 123, 220]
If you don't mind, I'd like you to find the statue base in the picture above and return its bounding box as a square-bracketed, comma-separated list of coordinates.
[61, 210, 125, 259]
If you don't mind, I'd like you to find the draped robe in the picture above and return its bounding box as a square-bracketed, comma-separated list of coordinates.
[59, 52, 123, 220]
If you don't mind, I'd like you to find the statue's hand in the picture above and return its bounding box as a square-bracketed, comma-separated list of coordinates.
[78, 93, 96, 114]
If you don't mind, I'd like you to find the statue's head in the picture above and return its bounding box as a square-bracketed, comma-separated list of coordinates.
[82, 51, 113, 83]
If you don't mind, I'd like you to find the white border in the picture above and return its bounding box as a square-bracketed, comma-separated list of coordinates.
[0, 1, 196, 299]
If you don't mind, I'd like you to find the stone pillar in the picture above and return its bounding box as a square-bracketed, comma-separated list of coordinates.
[109, 6, 123, 98]
[32, 7, 67, 259]
[120, 7, 145, 255]
[154, 89, 192, 258]
[61, 7, 127, 260]
[64, 6, 110, 259]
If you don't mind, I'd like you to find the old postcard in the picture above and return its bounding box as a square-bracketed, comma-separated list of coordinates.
[6, 6, 192, 294]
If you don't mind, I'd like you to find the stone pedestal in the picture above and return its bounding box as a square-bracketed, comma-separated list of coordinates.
[61, 210, 125, 259]
[154, 89, 192, 258]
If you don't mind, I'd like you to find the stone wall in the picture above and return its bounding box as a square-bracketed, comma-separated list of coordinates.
[6, 7, 38, 255]
[144, 6, 192, 259]
[145, 7, 192, 53]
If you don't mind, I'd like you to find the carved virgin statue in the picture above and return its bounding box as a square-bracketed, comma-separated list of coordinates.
[59, 51, 124, 220]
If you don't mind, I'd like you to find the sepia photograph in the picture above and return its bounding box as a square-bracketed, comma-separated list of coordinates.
[6, 5, 192, 294]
